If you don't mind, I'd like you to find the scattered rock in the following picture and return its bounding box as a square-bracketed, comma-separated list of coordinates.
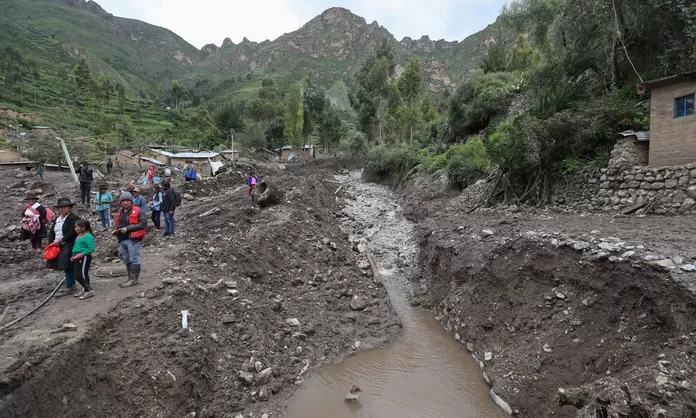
[259, 386, 269, 401]
[349, 296, 368, 311]
[358, 262, 370, 270]
[237, 371, 254, 386]
[543, 344, 553, 353]
[255, 368, 273, 386]
[162, 277, 178, 285]
[573, 242, 590, 251]
[484, 352, 493, 361]
[482, 229, 495, 237]
[285, 318, 301, 327]
[650, 259, 675, 269]
[345, 384, 362, 402]
[555, 292, 566, 300]
[680, 264, 696, 272]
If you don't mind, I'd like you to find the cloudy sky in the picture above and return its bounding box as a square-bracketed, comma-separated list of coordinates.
[96, 0, 510, 48]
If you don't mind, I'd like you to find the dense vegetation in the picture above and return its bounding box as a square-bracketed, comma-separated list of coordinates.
[358, 0, 696, 203]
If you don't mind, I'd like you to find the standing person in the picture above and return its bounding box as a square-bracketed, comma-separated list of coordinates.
[106, 158, 113, 175]
[78, 162, 94, 207]
[127, 185, 148, 214]
[21, 194, 48, 250]
[47, 198, 80, 296]
[70, 219, 95, 300]
[147, 166, 155, 186]
[163, 166, 172, 183]
[113, 192, 147, 288]
[184, 160, 197, 182]
[35, 162, 45, 180]
[149, 184, 162, 230]
[161, 182, 178, 237]
[94, 184, 113, 230]
[248, 172, 259, 202]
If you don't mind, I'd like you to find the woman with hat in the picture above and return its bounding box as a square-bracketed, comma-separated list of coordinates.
[20, 194, 48, 250]
[47, 198, 81, 296]
[94, 184, 114, 230]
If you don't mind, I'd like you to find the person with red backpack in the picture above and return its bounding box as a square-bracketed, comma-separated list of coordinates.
[248, 172, 259, 202]
[21, 194, 53, 250]
[112, 192, 147, 288]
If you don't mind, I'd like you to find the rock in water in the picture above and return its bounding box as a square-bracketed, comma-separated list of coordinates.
[345, 385, 362, 402]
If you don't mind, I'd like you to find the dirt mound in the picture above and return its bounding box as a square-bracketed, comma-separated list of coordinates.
[0, 161, 400, 417]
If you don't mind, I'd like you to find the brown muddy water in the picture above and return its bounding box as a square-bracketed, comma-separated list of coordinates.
[285, 173, 508, 418]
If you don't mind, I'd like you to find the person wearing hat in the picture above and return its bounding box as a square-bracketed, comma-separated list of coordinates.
[94, 184, 114, 230]
[113, 192, 147, 287]
[47, 198, 81, 296]
[20, 194, 48, 250]
[127, 184, 148, 215]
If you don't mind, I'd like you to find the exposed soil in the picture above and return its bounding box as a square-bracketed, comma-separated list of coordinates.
[401, 178, 696, 417]
[0, 161, 399, 417]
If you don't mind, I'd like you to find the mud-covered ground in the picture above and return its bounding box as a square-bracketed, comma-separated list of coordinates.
[0, 161, 399, 417]
[400, 180, 696, 417]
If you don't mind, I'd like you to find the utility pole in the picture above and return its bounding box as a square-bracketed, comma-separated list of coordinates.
[230, 129, 235, 164]
[58, 137, 79, 184]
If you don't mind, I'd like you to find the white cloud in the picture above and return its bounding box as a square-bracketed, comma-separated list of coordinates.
[96, 0, 508, 48]
[98, 0, 303, 48]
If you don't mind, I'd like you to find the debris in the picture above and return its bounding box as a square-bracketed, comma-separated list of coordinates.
[255, 367, 273, 386]
[198, 207, 221, 218]
[484, 352, 493, 361]
[543, 344, 552, 353]
[482, 229, 495, 237]
[162, 277, 178, 285]
[345, 385, 362, 402]
[285, 318, 301, 327]
[181, 310, 189, 329]
[52, 323, 77, 333]
[349, 296, 368, 311]
[237, 371, 254, 386]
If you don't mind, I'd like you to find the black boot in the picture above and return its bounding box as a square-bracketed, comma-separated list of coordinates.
[121, 264, 140, 287]
[119, 263, 132, 287]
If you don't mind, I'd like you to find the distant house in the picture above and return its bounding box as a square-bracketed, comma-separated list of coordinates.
[114, 150, 139, 166]
[220, 149, 239, 160]
[0, 149, 28, 163]
[279, 145, 315, 161]
[254, 148, 279, 161]
[640, 71, 696, 166]
[167, 151, 222, 177]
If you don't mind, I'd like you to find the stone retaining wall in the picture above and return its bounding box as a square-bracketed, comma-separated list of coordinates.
[553, 164, 696, 214]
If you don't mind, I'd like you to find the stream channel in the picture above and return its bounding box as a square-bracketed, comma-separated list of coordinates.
[285, 172, 508, 418]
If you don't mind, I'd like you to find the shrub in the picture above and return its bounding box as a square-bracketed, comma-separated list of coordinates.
[445, 138, 494, 189]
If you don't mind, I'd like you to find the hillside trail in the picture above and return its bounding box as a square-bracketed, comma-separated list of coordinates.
[285, 170, 508, 417]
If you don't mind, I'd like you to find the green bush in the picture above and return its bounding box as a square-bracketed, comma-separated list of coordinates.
[445, 138, 494, 189]
[363, 144, 421, 182]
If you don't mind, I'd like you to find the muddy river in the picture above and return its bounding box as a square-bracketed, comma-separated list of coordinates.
[285, 173, 507, 418]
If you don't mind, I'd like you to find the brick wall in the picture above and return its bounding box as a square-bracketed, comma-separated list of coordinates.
[649, 80, 696, 166]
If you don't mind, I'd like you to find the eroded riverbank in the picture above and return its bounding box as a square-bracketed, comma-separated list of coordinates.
[285, 171, 507, 417]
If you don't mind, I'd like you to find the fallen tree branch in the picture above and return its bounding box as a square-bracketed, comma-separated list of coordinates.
[335, 185, 343, 195]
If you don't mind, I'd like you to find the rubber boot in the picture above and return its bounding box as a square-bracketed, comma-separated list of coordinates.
[119, 263, 133, 287]
[121, 264, 140, 288]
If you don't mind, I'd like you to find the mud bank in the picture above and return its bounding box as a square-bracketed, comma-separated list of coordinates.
[401, 180, 696, 417]
[0, 162, 400, 417]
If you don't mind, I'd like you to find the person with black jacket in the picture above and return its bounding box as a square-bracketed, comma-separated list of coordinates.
[47, 198, 81, 296]
[21, 194, 48, 250]
[78, 162, 94, 206]
[161, 181, 177, 237]
[113, 192, 147, 287]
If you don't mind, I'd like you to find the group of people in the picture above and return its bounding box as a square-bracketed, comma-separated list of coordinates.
[19, 178, 182, 300]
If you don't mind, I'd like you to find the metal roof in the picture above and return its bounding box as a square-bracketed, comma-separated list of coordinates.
[169, 152, 220, 159]
[618, 130, 650, 141]
[139, 157, 165, 165]
[642, 71, 696, 86]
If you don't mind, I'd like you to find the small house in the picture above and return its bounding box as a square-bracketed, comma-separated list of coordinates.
[220, 149, 239, 161]
[168, 151, 221, 177]
[114, 150, 139, 166]
[640, 72, 696, 166]
[0, 149, 28, 163]
[279, 145, 315, 161]
[254, 148, 279, 161]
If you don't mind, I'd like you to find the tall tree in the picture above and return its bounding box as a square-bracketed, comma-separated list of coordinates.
[303, 81, 327, 142]
[397, 59, 425, 141]
[72, 57, 92, 104]
[96, 71, 112, 113]
[214, 104, 246, 139]
[248, 77, 283, 128]
[283, 83, 304, 153]
[170, 80, 188, 111]
[351, 38, 399, 143]
[239, 122, 267, 152]
[480, 29, 509, 73]
[318, 104, 343, 152]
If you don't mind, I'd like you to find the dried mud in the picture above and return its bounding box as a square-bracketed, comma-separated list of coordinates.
[0, 162, 399, 417]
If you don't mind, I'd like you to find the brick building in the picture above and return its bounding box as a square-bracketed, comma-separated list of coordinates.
[642, 72, 696, 166]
